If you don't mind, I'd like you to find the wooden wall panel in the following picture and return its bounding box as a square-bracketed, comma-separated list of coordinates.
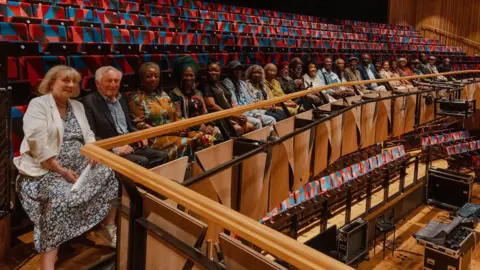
[389, 0, 480, 53]
[241, 127, 271, 220]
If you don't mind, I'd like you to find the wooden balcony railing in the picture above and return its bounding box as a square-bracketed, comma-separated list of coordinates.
[81, 70, 480, 270]
[420, 25, 480, 55]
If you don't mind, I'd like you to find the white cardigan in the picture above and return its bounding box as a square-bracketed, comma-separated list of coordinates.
[13, 93, 96, 177]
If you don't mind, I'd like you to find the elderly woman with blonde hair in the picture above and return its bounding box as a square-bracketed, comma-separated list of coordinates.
[14, 65, 119, 270]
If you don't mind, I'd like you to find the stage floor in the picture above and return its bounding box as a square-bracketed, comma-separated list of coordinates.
[298, 159, 480, 270]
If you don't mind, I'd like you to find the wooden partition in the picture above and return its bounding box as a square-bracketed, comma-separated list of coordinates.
[82, 71, 480, 270]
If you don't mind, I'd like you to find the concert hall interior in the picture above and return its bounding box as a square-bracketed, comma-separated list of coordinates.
[3, 0, 480, 269]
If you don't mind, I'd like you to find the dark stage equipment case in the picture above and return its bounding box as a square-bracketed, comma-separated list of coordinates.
[338, 218, 368, 265]
[427, 168, 473, 210]
[417, 227, 475, 270]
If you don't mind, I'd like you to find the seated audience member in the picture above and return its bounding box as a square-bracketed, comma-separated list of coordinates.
[379, 61, 408, 91]
[169, 56, 222, 141]
[198, 61, 255, 135]
[245, 64, 285, 121]
[263, 63, 299, 115]
[222, 61, 273, 129]
[344, 56, 375, 94]
[129, 62, 212, 161]
[276, 61, 297, 94]
[289, 57, 306, 92]
[334, 58, 359, 95]
[438, 58, 453, 73]
[437, 58, 455, 80]
[419, 55, 448, 81]
[390, 60, 414, 89]
[412, 58, 433, 84]
[427, 56, 448, 81]
[412, 59, 424, 76]
[356, 53, 387, 91]
[14, 65, 118, 269]
[303, 61, 333, 104]
[419, 54, 430, 74]
[290, 57, 324, 107]
[318, 56, 355, 99]
[397, 58, 412, 77]
[83, 66, 168, 168]
[374, 59, 394, 91]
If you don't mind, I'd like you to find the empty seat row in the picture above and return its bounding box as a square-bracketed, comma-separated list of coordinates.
[422, 131, 469, 147]
[0, 1, 423, 38]
[340, 20, 415, 31]
[1, 0, 140, 11]
[260, 145, 408, 223]
[445, 140, 480, 156]
[1, 23, 459, 58]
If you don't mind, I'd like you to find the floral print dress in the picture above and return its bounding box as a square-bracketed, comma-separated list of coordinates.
[129, 90, 213, 161]
[17, 105, 119, 252]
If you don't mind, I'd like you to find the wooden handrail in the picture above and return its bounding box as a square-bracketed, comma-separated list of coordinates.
[420, 26, 480, 52]
[80, 70, 479, 270]
[92, 70, 479, 150]
[82, 144, 352, 270]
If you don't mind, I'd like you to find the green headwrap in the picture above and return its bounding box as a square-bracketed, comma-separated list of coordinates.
[173, 56, 199, 80]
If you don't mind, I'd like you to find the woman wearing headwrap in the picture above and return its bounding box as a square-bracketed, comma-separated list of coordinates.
[263, 63, 299, 115]
[129, 62, 211, 161]
[169, 56, 222, 141]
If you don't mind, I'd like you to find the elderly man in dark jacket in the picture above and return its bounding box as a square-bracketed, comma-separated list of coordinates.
[83, 66, 168, 168]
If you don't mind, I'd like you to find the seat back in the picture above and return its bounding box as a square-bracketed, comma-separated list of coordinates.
[219, 233, 288, 270]
[10, 105, 28, 158]
[0, 22, 29, 41]
[0, 2, 33, 20]
[29, 24, 68, 44]
[33, 4, 67, 21]
[19, 56, 67, 90]
[68, 26, 102, 43]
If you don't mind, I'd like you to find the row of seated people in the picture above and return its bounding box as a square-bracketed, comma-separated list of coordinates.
[259, 145, 408, 223]
[10, 49, 460, 269]
[9, 51, 468, 110]
[12, 52, 455, 166]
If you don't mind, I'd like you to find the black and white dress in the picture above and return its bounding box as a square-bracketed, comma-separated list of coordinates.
[17, 105, 119, 252]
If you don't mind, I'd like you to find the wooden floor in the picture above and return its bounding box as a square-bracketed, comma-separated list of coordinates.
[0, 227, 115, 270]
[299, 159, 480, 270]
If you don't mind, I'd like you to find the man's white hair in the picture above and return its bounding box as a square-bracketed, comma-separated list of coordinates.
[95, 66, 123, 82]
